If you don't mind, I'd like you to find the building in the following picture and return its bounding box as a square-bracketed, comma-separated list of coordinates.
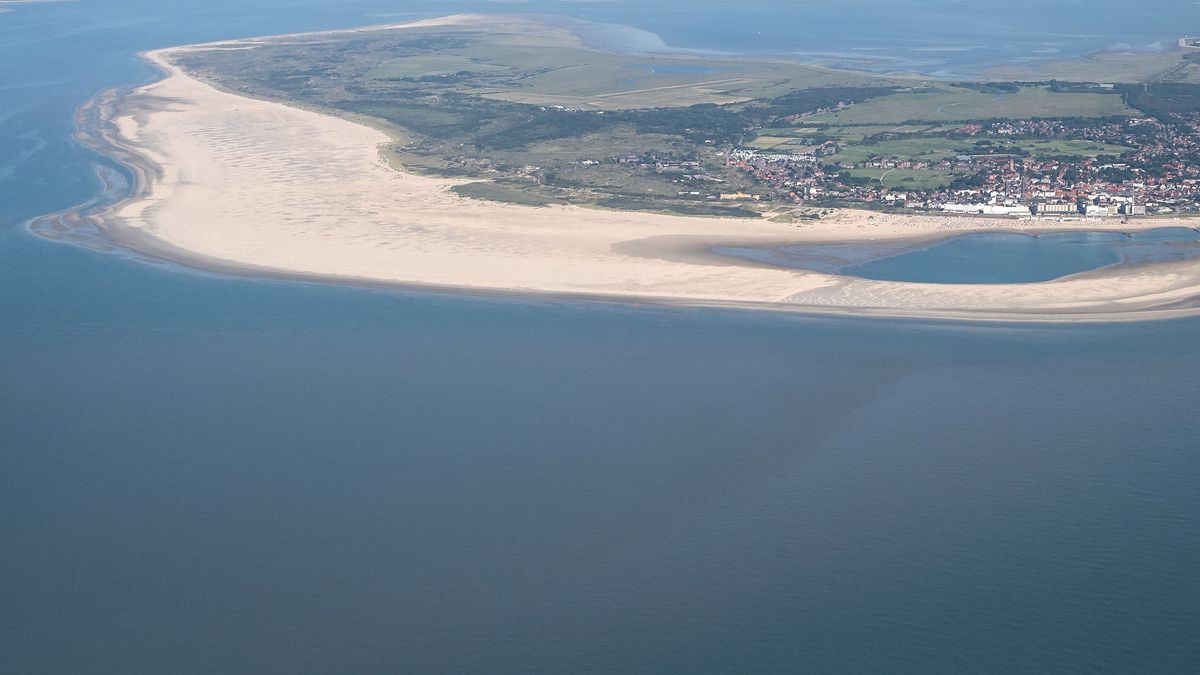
[1035, 202, 1078, 215]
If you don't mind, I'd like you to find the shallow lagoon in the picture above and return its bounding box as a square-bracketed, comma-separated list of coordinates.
[717, 227, 1200, 284]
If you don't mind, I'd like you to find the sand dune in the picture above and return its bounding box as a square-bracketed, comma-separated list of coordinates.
[46, 19, 1200, 321]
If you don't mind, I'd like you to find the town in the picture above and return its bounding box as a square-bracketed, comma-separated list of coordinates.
[725, 111, 1200, 218]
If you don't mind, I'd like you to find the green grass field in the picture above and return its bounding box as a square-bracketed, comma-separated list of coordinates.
[830, 137, 977, 164]
[805, 86, 1135, 124]
[434, 29, 890, 109]
[479, 54, 888, 110]
[746, 135, 811, 150]
[452, 181, 567, 206]
[847, 168, 961, 189]
[1017, 139, 1133, 157]
[747, 128, 1135, 161]
[826, 137, 1133, 165]
[366, 55, 510, 79]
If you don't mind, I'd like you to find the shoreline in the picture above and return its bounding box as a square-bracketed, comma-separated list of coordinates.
[26, 17, 1200, 323]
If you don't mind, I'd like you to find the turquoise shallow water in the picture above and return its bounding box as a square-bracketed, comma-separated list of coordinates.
[3, 2, 1200, 673]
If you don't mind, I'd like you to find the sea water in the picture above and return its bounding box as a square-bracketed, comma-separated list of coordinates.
[2, 1, 1200, 672]
[717, 228, 1200, 284]
[542, 0, 1199, 76]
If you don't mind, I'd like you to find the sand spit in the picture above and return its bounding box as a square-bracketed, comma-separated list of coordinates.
[28, 18, 1200, 321]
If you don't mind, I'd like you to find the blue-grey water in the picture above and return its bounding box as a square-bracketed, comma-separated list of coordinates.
[3, 1, 1200, 673]
[545, 0, 1200, 76]
[718, 228, 1200, 283]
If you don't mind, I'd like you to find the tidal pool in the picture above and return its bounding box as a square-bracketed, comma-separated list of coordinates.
[716, 227, 1200, 284]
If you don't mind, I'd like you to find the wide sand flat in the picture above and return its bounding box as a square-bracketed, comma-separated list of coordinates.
[76, 20, 1200, 320]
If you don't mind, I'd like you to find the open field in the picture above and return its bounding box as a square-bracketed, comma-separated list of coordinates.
[1020, 139, 1132, 157]
[829, 137, 975, 164]
[769, 124, 952, 142]
[207, 15, 892, 112]
[759, 123, 972, 143]
[451, 180, 569, 206]
[824, 136, 1134, 165]
[175, 16, 888, 113]
[365, 54, 508, 78]
[747, 135, 807, 150]
[1161, 60, 1200, 85]
[846, 168, 959, 189]
[804, 86, 1135, 125]
[985, 45, 1200, 84]
[458, 50, 890, 110]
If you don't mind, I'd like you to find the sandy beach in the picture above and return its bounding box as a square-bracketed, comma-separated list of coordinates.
[32, 17, 1200, 321]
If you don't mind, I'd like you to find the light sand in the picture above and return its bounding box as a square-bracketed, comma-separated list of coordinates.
[39, 19, 1200, 321]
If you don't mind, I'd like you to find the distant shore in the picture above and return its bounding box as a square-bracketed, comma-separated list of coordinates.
[27, 16, 1200, 322]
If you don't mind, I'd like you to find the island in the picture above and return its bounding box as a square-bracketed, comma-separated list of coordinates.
[30, 14, 1200, 320]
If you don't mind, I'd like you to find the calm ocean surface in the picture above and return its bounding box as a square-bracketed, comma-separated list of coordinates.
[2, 1, 1200, 672]
[717, 228, 1200, 284]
